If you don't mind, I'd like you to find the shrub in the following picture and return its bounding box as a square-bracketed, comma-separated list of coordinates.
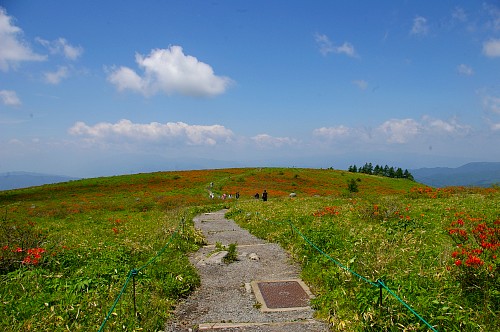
[347, 178, 359, 193]
[0, 220, 47, 273]
[447, 216, 500, 315]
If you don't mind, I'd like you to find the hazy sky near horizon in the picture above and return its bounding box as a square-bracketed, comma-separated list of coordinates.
[1, 1, 500, 177]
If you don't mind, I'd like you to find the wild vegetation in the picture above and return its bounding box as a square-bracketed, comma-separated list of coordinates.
[228, 186, 499, 331]
[1, 168, 498, 331]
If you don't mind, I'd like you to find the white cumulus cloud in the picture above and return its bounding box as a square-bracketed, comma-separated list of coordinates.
[43, 66, 69, 84]
[336, 42, 357, 57]
[314, 33, 358, 57]
[482, 95, 500, 113]
[426, 117, 471, 135]
[313, 117, 472, 146]
[0, 7, 46, 71]
[0, 89, 21, 106]
[452, 7, 467, 22]
[107, 45, 233, 97]
[410, 16, 429, 36]
[312, 126, 351, 139]
[484, 3, 500, 31]
[457, 64, 473, 76]
[69, 119, 234, 146]
[36, 37, 83, 60]
[251, 134, 298, 148]
[377, 118, 421, 143]
[483, 38, 500, 57]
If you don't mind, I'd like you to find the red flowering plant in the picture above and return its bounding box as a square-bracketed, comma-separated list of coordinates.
[312, 206, 340, 217]
[0, 219, 47, 272]
[447, 215, 499, 306]
[21, 247, 47, 265]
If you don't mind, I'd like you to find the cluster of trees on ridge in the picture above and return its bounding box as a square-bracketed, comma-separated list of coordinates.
[348, 163, 414, 181]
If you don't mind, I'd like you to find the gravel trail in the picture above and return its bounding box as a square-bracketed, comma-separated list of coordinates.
[165, 210, 329, 331]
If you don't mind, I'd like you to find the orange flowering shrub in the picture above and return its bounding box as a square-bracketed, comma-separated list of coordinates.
[312, 206, 340, 217]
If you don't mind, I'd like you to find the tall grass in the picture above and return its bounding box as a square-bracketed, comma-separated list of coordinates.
[0, 171, 224, 331]
[227, 186, 499, 331]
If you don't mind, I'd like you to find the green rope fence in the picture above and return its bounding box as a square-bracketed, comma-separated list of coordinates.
[97, 210, 439, 331]
[97, 218, 185, 332]
[288, 221, 379, 288]
[257, 213, 438, 332]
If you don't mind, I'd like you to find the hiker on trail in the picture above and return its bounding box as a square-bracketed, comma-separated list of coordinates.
[254, 193, 259, 199]
[262, 190, 268, 202]
[235, 192, 240, 199]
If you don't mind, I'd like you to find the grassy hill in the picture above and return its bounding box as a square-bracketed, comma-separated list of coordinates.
[1, 168, 498, 331]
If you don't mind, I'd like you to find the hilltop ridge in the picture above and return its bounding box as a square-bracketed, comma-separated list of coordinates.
[6, 161, 500, 192]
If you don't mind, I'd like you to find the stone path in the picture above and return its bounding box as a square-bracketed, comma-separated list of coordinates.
[165, 210, 329, 331]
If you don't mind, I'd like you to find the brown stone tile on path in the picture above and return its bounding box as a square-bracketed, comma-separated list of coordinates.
[251, 279, 313, 312]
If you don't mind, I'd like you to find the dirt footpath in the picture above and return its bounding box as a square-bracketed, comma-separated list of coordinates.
[165, 210, 329, 331]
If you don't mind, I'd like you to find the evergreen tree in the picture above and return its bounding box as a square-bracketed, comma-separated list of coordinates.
[395, 167, 404, 178]
[360, 163, 367, 174]
[388, 167, 396, 178]
[383, 165, 390, 177]
[347, 163, 415, 181]
[361, 162, 373, 174]
[404, 169, 414, 181]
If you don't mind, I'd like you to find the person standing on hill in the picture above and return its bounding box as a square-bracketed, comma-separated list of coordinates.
[262, 190, 268, 202]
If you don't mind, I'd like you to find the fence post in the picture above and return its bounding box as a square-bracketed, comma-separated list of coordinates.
[131, 269, 138, 318]
[377, 279, 383, 306]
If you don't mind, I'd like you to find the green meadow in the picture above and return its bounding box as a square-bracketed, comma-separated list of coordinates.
[1, 168, 498, 331]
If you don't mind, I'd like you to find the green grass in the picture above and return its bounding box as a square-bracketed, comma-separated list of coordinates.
[1, 168, 498, 331]
[0, 170, 222, 331]
[226, 187, 500, 331]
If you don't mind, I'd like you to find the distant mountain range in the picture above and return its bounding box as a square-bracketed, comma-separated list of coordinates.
[410, 162, 500, 188]
[0, 172, 80, 191]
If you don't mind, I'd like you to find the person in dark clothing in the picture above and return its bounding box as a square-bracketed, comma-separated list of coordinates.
[254, 193, 259, 199]
[262, 190, 268, 201]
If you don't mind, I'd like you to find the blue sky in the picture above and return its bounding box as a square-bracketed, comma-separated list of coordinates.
[1, 1, 500, 178]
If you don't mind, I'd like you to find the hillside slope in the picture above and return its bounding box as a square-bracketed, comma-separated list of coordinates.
[0, 167, 425, 331]
[1, 167, 421, 198]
